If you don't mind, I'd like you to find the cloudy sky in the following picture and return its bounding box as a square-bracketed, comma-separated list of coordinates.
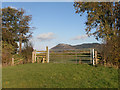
[2, 2, 100, 50]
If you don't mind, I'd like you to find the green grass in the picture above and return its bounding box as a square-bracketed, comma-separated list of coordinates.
[2, 63, 118, 88]
[50, 55, 92, 63]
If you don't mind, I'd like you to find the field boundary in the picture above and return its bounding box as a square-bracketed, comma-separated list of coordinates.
[50, 48, 99, 65]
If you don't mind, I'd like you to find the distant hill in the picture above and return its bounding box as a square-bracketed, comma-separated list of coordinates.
[51, 43, 74, 50]
[50, 43, 101, 50]
[73, 43, 101, 49]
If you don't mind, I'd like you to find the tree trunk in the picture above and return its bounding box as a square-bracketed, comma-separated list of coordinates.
[19, 33, 22, 54]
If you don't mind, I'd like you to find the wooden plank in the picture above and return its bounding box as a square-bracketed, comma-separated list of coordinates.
[36, 51, 47, 52]
[50, 52, 90, 54]
[50, 48, 92, 51]
[49, 55, 90, 57]
[37, 54, 46, 56]
[37, 56, 46, 58]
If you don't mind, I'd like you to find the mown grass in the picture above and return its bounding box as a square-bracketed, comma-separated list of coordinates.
[2, 63, 118, 88]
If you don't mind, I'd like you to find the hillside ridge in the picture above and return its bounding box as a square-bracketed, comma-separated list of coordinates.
[51, 43, 101, 50]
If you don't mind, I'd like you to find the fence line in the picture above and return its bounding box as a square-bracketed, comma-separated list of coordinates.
[49, 48, 99, 65]
[11, 48, 100, 66]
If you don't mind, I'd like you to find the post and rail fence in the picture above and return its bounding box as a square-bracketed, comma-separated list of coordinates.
[49, 48, 100, 65]
[11, 57, 24, 66]
[11, 47, 100, 66]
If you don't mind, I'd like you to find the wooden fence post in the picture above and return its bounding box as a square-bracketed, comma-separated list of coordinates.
[42, 58, 45, 63]
[35, 50, 36, 62]
[48, 48, 49, 63]
[90, 49, 92, 64]
[95, 51, 98, 65]
[93, 49, 95, 65]
[79, 57, 81, 64]
[32, 51, 35, 63]
[76, 52, 77, 64]
[46, 46, 49, 63]
[12, 58, 14, 66]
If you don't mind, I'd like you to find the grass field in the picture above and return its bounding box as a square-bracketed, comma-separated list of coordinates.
[2, 63, 118, 88]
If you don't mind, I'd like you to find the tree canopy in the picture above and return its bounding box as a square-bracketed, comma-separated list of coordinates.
[74, 2, 120, 66]
[2, 7, 33, 53]
[74, 2, 119, 40]
[2, 7, 33, 65]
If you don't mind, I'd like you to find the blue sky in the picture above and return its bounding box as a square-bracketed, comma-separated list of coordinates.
[2, 2, 100, 50]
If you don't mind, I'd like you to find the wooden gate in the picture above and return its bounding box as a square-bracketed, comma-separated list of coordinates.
[49, 48, 99, 65]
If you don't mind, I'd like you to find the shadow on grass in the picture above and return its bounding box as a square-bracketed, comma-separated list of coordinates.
[88, 63, 99, 67]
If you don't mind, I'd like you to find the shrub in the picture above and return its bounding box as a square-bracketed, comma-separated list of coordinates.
[21, 42, 33, 63]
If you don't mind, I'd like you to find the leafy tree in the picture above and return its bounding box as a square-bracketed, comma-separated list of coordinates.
[2, 7, 33, 54]
[17, 8, 33, 53]
[74, 2, 120, 67]
[0, 8, 2, 62]
[2, 7, 33, 65]
[74, 2, 119, 40]
[22, 42, 34, 63]
[2, 41, 15, 66]
[2, 7, 19, 53]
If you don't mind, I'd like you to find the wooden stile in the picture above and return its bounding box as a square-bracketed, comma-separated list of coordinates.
[32, 46, 49, 63]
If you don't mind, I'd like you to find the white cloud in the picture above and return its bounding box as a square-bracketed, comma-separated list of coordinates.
[71, 35, 88, 40]
[37, 32, 56, 41]
[9, 6, 17, 10]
